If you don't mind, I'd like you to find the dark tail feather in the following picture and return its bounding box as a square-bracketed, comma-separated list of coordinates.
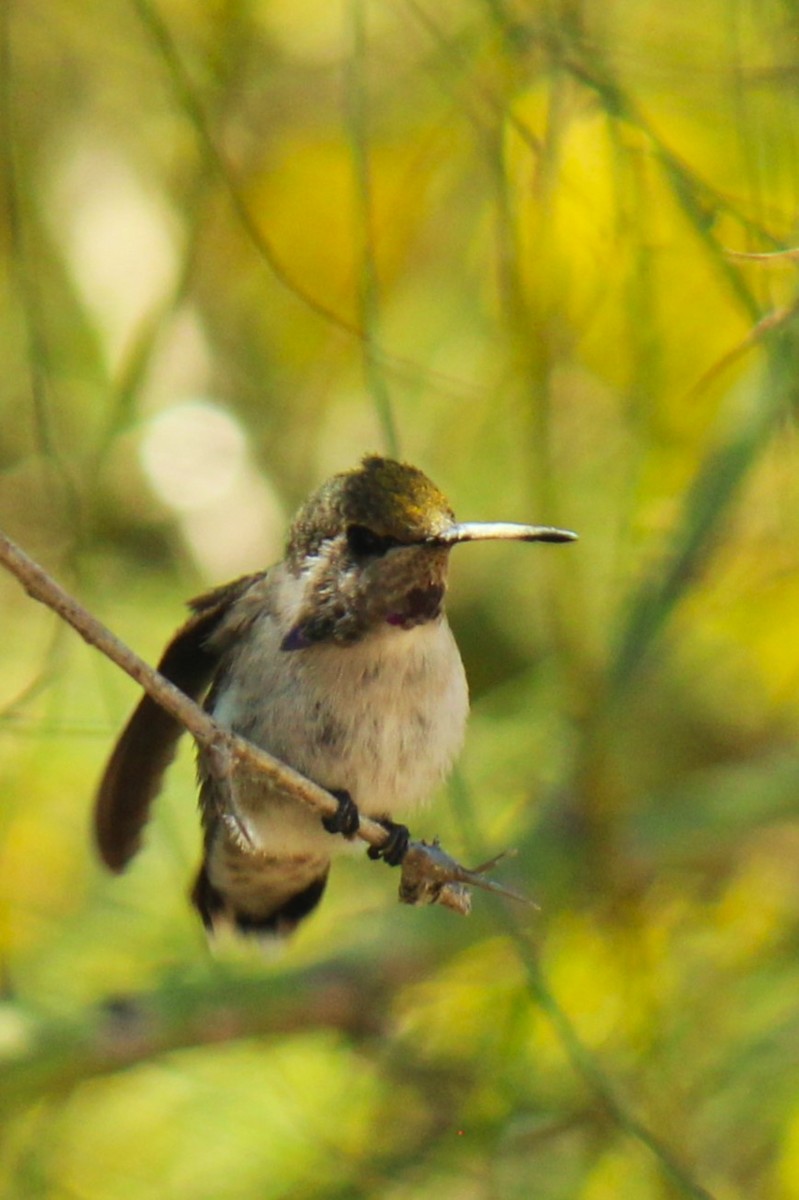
[94, 603, 231, 872]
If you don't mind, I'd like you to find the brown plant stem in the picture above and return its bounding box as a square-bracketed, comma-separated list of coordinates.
[0, 528, 526, 911]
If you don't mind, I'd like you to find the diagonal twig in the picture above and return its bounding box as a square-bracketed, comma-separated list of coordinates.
[0, 528, 530, 913]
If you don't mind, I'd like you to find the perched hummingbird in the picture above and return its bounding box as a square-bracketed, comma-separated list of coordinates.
[94, 456, 575, 939]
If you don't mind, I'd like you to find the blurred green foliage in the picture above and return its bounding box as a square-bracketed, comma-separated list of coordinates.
[2, 0, 799, 1196]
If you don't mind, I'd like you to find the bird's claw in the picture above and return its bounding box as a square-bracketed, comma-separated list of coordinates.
[322, 789, 361, 839]
[367, 819, 410, 866]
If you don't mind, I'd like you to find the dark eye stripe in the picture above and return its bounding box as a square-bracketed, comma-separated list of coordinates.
[346, 524, 401, 558]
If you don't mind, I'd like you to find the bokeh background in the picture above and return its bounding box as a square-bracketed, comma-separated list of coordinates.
[3, 1, 799, 1197]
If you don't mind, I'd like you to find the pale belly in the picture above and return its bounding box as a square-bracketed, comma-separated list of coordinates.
[208, 616, 469, 858]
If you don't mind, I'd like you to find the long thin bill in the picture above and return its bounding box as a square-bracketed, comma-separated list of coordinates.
[437, 522, 578, 545]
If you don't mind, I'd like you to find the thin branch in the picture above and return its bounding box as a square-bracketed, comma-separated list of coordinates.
[725, 246, 799, 262]
[510, 924, 717, 1200]
[683, 299, 799, 405]
[0, 1, 83, 531]
[129, 0, 485, 408]
[0, 528, 527, 911]
[0, 953, 426, 1113]
[346, 0, 400, 458]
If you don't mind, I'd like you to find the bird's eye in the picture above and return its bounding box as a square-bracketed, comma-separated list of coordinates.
[346, 524, 399, 558]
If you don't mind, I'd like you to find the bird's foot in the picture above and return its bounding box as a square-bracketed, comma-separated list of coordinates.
[367, 819, 410, 866]
[322, 789, 361, 839]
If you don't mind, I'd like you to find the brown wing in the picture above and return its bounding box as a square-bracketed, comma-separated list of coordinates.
[93, 572, 265, 873]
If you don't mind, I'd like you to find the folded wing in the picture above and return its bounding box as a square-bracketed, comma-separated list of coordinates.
[93, 573, 263, 871]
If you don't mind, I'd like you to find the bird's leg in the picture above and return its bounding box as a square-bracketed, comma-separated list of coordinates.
[206, 732, 260, 852]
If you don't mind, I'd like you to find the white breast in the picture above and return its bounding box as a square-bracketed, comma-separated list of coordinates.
[215, 616, 468, 806]
[209, 582, 469, 855]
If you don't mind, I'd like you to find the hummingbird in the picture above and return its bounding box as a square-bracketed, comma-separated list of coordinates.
[94, 455, 576, 939]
